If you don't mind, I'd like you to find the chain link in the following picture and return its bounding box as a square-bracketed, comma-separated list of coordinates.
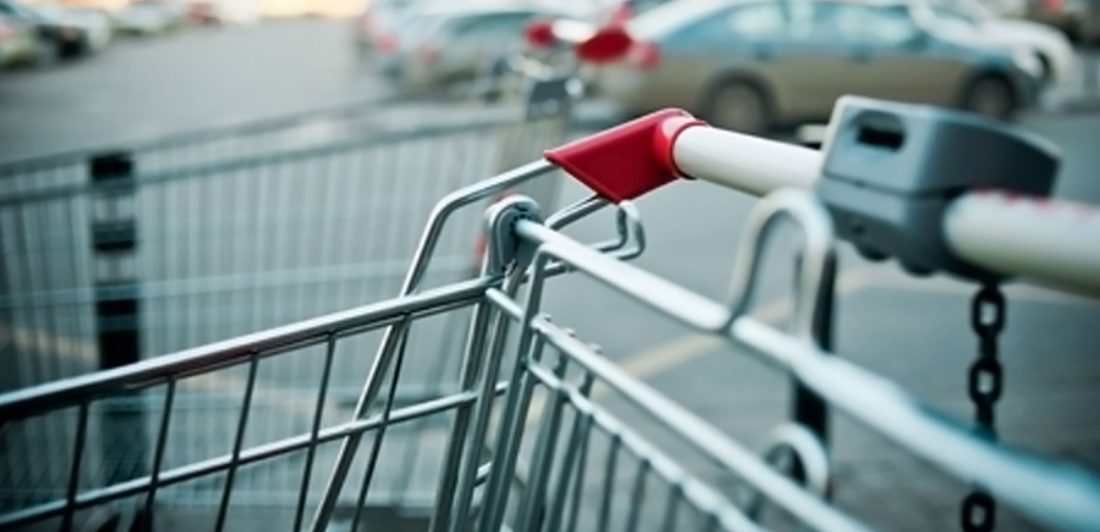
[961, 491, 997, 532]
[961, 284, 1005, 532]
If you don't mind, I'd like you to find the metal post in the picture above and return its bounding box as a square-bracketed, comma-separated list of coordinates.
[790, 254, 835, 478]
[89, 152, 147, 485]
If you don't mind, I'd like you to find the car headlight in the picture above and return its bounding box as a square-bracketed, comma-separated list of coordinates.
[1012, 49, 1042, 78]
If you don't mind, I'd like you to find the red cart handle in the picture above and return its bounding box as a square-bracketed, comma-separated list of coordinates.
[544, 108, 704, 202]
[548, 109, 1100, 296]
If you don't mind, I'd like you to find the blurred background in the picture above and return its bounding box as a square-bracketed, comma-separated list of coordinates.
[1, 0, 1099, 530]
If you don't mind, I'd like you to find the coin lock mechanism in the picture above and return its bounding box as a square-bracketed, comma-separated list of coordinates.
[816, 96, 1060, 281]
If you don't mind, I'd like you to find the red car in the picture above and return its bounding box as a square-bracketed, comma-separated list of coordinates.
[187, 1, 221, 25]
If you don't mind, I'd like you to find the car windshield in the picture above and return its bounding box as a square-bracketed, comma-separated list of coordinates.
[390, 10, 449, 45]
[782, 1, 922, 46]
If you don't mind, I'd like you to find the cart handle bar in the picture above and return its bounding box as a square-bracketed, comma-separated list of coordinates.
[545, 109, 1100, 296]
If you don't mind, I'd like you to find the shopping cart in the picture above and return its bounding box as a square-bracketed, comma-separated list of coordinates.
[0, 77, 578, 529]
[2, 95, 1100, 532]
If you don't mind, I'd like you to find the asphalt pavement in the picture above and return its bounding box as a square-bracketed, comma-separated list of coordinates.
[1, 17, 1099, 532]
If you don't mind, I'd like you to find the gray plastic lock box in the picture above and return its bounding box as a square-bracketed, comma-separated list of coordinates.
[817, 96, 1060, 280]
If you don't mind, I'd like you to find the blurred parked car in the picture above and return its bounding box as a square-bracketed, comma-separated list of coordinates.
[353, 0, 414, 56]
[0, 12, 37, 68]
[187, 1, 220, 24]
[0, 0, 88, 63]
[188, 0, 258, 25]
[34, 4, 112, 53]
[115, 0, 183, 35]
[917, 0, 1074, 83]
[367, 4, 436, 75]
[375, 5, 558, 91]
[595, 0, 1044, 133]
[1025, 0, 1100, 42]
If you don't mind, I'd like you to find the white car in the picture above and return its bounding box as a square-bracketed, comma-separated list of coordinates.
[35, 5, 112, 52]
[114, 0, 178, 35]
[914, 0, 1075, 83]
[379, 5, 560, 91]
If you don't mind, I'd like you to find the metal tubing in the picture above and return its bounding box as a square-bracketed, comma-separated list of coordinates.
[214, 354, 259, 532]
[0, 277, 491, 421]
[669, 125, 1100, 295]
[310, 160, 554, 532]
[524, 315, 861, 532]
[542, 372, 594, 532]
[503, 198, 1100, 530]
[61, 402, 89, 531]
[672, 127, 821, 197]
[446, 274, 526, 532]
[292, 335, 337, 532]
[514, 352, 571, 532]
[426, 287, 498, 532]
[143, 378, 176, 525]
[944, 192, 1100, 296]
[0, 386, 500, 529]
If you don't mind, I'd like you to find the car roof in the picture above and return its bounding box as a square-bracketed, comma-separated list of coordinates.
[395, 3, 562, 37]
[629, 0, 918, 38]
[411, 4, 551, 19]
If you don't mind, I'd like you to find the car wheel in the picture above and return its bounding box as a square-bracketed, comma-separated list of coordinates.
[705, 80, 772, 135]
[962, 75, 1017, 121]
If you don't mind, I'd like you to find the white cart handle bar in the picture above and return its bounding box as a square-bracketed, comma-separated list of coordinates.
[545, 106, 1100, 296]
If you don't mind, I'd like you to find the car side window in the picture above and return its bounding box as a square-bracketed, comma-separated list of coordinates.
[726, 3, 786, 40]
[809, 3, 921, 47]
[668, 3, 785, 45]
[863, 6, 922, 45]
[451, 12, 533, 42]
[933, 6, 975, 24]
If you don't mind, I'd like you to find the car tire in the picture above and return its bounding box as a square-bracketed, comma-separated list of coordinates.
[962, 74, 1017, 121]
[704, 79, 773, 136]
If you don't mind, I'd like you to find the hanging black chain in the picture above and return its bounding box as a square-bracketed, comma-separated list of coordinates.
[961, 284, 1005, 532]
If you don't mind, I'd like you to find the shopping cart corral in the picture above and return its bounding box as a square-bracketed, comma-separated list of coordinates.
[2, 94, 1100, 531]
